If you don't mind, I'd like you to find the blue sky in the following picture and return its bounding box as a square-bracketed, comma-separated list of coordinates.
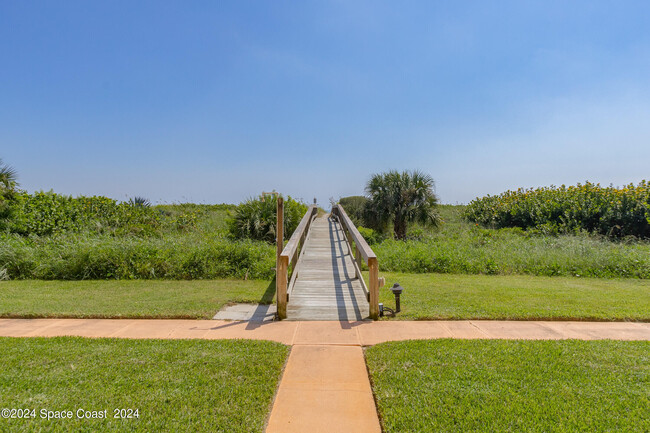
[2, 1, 650, 205]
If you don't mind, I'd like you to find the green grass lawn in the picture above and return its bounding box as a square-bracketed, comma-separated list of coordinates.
[0, 337, 288, 433]
[366, 339, 650, 433]
[0, 279, 274, 319]
[3, 273, 649, 321]
[373, 272, 650, 321]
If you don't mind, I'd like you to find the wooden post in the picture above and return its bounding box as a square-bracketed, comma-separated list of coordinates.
[277, 255, 288, 319]
[276, 197, 284, 272]
[368, 257, 379, 320]
[276, 196, 285, 319]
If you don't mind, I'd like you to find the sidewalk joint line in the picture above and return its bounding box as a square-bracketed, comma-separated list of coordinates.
[107, 321, 136, 338]
[290, 321, 300, 345]
[24, 319, 78, 336]
[468, 320, 491, 338]
[438, 321, 453, 338]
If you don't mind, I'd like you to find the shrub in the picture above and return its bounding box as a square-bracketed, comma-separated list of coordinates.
[338, 196, 369, 227]
[6, 191, 162, 236]
[357, 226, 381, 245]
[464, 181, 650, 238]
[228, 195, 308, 243]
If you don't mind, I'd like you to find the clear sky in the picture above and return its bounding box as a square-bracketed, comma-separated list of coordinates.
[2, 1, 649, 205]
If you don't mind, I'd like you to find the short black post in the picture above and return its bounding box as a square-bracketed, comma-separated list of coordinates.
[389, 283, 405, 314]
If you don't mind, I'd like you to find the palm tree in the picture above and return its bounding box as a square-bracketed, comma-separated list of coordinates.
[0, 158, 18, 192]
[0, 158, 19, 228]
[365, 170, 440, 239]
[129, 196, 151, 208]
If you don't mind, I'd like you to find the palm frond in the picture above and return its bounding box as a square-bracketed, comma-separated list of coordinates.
[0, 158, 19, 190]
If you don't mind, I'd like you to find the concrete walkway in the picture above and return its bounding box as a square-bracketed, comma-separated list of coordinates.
[265, 345, 381, 433]
[2, 318, 648, 433]
[1, 318, 648, 343]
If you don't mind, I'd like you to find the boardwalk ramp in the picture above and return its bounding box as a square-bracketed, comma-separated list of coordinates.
[276, 205, 379, 321]
[287, 215, 368, 320]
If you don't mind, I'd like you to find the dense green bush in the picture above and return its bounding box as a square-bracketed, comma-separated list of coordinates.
[2, 192, 216, 237]
[0, 159, 19, 231]
[464, 181, 650, 238]
[156, 203, 237, 215]
[6, 191, 163, 236]
[357, 226, 381, 245]
[228, 195, 308, 243]
[0, 192, 18, 232]
[156, 203, 236, 233]
[0, 192, 279, 280]
[338, 196, 369, 227]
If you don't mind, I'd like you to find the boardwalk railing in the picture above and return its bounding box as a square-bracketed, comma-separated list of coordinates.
[277, 205, 318, 319]
[331, 204, 380, 320]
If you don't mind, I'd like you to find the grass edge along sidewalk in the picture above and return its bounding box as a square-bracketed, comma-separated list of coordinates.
[0, 279, 273, 319]
[0, 337, 289, 433]
[366, 339, 650, 433]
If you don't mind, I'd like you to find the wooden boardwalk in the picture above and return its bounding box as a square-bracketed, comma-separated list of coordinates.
[286, 215, 370, 321]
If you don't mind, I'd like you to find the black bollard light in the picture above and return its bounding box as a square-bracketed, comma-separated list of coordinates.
[389, 283, 405, 313]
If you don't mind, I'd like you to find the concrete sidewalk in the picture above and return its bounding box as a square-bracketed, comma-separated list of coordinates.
[265, 345, 381, 433]
[0, 318, 648, 344]
[2, 318, 648, 433]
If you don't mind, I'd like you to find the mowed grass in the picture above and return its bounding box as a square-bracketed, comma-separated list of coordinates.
[0, 337, 289, 433]
[366, 339, 650, 433]
[373, 272, 650, 321]
[4, 273, 650, 321]
[0, 279, 274, 319]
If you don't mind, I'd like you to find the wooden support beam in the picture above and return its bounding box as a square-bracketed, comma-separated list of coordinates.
[277, 255, 288, 320]
[276, 196, 284, 273]
[354, 245, 362, 272]
[276, 197, 285, 319]
[368, 257, 379, 320]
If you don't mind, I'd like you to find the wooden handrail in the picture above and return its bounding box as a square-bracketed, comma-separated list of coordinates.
[331, 204, 380, 320]
[332, 205, 376, 262]
[276, 205, 318, 319]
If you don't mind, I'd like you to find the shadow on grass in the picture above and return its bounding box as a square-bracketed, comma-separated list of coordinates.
[259, 278, 277, 304]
